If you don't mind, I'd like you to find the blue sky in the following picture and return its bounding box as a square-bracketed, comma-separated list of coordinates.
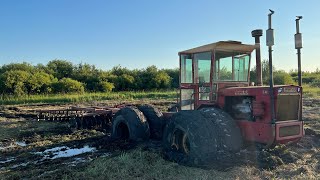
[0, 0, 319, 72]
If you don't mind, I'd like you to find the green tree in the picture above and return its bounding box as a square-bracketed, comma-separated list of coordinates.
[110, 65, 131, 76]
[137, 66, 158, 90]
[47, 60, 74, 79]
[1, 70, 30, 96]
[164, 68, 179, 88]
[153, 71, 171, 89]
[114, 74, 135, 91]
[27, 71, 56, 94]
[0, 62, 34, 74]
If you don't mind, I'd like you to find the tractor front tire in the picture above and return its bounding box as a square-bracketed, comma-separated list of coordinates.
[111, 107, 150, 141]
[162, 110, 218, 166]
[199, 107, 243, 153]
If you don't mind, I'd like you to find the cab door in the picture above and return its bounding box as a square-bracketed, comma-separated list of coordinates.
[180, 54, 195, 110]
[193, 52, 212, 108]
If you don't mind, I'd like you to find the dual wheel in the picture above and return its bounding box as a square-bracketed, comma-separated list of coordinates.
[111, 105, 243, 166]
[111, 105, 165, 141]
[162, 108, 243, 165]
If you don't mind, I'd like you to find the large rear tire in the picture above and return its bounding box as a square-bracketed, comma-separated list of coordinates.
[137, 104, 165, 140]
[199, 107, 243, 153]
[111, 107, 150, 141]
[162, 110, 218, 166]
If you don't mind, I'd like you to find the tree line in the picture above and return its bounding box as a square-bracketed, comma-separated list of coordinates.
[250, 60, 320, 87]
[0, 59, 319, 96]
[0, 60, 179, 96]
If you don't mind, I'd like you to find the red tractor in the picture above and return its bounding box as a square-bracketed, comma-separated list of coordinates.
[163, 36, 303, 164]
[111, 12, 304, 165]
[110, 32, 303, 165]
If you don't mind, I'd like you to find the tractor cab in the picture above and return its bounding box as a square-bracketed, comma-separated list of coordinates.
[179, 41, 255, 110]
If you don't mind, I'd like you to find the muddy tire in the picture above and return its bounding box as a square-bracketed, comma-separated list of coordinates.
[162, 110, 218, 166]
[137, 104, 165, 140]
[199, 108, 243, 153]
[111, 107, 150, 141]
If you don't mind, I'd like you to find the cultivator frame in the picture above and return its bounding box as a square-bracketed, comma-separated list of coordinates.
[37, 106, 121, 129]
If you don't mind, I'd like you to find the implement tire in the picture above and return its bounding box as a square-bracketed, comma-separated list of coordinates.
[199, 108, 243, 153]
[137, 104, 165, 140]
[162, 110, 218, 166]
[111, 107, 150, 141]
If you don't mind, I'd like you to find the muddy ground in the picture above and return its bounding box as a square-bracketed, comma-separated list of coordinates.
[0, 98, 319, 179]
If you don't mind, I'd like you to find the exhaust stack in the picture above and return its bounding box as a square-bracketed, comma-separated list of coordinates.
[251, 29, 263, 86]
[266, 9, 276, 124]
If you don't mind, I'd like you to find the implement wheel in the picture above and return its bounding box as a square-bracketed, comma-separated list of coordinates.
[162, 110, 218, 166]
[199, 108, 243, 153]
[137, 104, 165, 140]
[111, 107, 150, 141]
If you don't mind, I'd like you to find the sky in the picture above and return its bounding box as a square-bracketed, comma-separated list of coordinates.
[0, 0, 319, 72]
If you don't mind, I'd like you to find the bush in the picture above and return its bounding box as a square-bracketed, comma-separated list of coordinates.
[52, 78, 84, 94]
[153, 71, 171, 89]
[310, 78, 320, 88]
[47, 60, 73, 79]
[273, 70, 295, 85]
[99, 81, 115, 92]
[27, 71, 56, 94]
[0, 70, 30, 96]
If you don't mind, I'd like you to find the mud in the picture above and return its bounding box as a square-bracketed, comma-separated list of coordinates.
[0, 98, 319, 178]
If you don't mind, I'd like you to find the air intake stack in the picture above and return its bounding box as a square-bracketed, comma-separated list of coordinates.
[251, 29, 263, 86]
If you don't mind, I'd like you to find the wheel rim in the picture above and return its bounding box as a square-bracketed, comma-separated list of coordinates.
[171, 128, 190, 154]
[117, 122, 129, 140]
[181, 133, 190, 154]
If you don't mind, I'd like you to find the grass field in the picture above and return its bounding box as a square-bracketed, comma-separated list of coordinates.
[1, 85, 318, 105]
[0, 90, 177, 105]
[303, 84, 320, 97]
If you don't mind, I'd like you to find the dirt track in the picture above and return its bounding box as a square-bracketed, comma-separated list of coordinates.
[0, 98, 319, 179]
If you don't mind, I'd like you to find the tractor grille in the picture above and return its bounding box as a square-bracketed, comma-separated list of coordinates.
[276, 95, 300, 121]
[279, 125, 300, 137]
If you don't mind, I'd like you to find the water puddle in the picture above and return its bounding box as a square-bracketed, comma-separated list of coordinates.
[35, 145, 96, 160]
[16, 141, 27, 147]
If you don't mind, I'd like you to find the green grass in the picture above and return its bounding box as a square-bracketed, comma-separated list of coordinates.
[63, 148, 238, 180]
[0, 90, 177, 105]
[303, 84, 320, 97]
[1, 85, 318, 105]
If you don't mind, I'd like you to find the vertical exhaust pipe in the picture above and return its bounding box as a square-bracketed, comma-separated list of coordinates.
[251, 29, 263, 86]
[295, 16, 303, 121]
[266, 9, 276, 124]
[295, 16, 303, 87]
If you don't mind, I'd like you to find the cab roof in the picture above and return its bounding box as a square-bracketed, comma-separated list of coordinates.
[179, 41, 256, 55]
